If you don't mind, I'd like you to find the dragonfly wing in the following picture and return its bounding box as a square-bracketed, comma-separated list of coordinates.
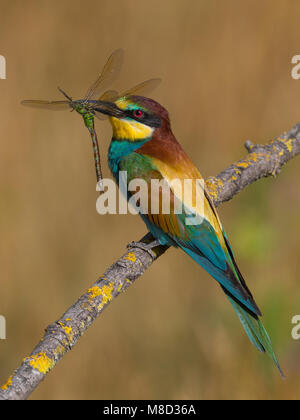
[119, 78, 161, 98]
[84, 49, 124, 101]
[94, 112, 108, 121]
[99, 89, 119, 102]
[94, 79, 161, 118]
[21, 100, 70, 110]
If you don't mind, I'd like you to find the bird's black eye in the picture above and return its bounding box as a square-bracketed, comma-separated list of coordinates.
[133, 109, 144, 119]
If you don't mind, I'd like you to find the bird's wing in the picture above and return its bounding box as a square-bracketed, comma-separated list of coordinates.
[120, 151, 282, 374]
[132, 154, 261, 316]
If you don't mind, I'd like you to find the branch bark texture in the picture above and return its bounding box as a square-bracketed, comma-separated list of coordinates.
[1, 122, 299, 400]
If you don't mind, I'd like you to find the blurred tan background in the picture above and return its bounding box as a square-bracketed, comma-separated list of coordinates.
[0, 0, 300, 400]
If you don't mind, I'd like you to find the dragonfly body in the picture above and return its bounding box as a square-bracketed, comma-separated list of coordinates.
[76, 106, 103, 191]
[71, 99, 103, 114]
[70, 101, 97, 135]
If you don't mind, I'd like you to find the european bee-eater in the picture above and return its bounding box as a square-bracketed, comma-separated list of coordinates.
[95, 95, 283, 376]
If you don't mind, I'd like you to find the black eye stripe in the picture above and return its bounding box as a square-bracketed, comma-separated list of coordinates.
[124, 109, 147, 120]
[124, 109, 162, 128]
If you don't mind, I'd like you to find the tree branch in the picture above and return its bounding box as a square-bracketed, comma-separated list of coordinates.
[1, 122, 299, 400]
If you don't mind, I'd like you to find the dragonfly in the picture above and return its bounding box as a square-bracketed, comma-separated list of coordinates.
[21, 48, 161, 191]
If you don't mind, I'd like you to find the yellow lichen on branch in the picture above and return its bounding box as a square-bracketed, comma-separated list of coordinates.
[1, 376, 12, 391]
[27, 353, 54, 375]
[124, 252, 137, 262]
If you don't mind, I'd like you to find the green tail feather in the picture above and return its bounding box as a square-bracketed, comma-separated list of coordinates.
[224, 291, 285, 378]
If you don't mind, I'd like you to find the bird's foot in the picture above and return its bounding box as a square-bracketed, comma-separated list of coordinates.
[127, 239, 161, 259]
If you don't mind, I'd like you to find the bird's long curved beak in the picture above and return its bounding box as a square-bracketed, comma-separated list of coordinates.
[93, 101, 124, 119]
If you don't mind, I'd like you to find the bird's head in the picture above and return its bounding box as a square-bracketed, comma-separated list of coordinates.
[95, 96, 170, 142]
